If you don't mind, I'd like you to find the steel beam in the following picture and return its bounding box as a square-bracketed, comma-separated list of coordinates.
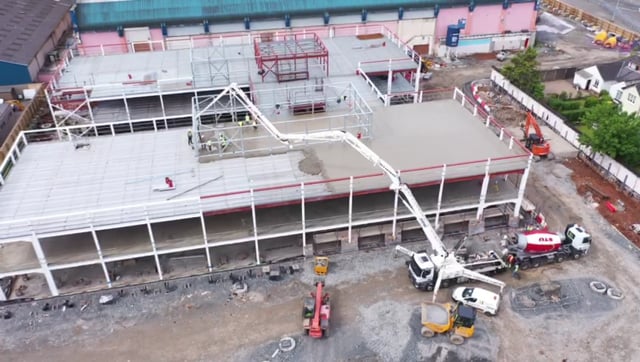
[435, 164, 447, 229]
[250, 188, 261, 264]
[145, 218, 164, 280]
[200, 212, 213, 272]
[31, 233, 59, 297]
[477, 158, 492, 219]
[348, 176, 354, 243]
[391, 172, 400, 240]
[90, 224, 112, 288]
[301, 182, 307, 256]
[0, 283, 6, 301]
[513, 154, 533, 217]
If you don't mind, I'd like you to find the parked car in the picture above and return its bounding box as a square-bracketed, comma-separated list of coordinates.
[451, 287, 500, 316]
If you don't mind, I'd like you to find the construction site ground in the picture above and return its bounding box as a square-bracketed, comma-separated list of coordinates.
[1, 159, 639, 361]
[3, 8, 640, 361]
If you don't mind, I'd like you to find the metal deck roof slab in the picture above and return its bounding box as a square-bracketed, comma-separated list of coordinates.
[57, 45, 254, 95]
[322, 37, 416, 76]
[309, 99, 528, 190]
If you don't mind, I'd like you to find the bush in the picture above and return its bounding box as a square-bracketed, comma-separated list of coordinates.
[547, 97, 564, 110]
[584, 96, 600, 108]
[559, 100, 582, 111]
[563, 109, 587, 124]
[559, 91, 569, 100]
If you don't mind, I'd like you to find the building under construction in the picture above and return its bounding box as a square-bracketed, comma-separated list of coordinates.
[0, 25, 532, 302]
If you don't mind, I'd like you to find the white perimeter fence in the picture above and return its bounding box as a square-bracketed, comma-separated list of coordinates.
[490, 69, 640, 199]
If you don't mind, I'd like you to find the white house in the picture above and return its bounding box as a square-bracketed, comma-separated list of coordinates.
[573, 56, 640, 95]
[620, 83, 640, 115]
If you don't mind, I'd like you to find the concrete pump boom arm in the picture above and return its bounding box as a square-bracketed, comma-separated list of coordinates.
[227, 83, 450, 261]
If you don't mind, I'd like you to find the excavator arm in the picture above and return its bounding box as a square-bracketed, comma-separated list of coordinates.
[220, 83, 502, 301]
[524, 112, 544, 139]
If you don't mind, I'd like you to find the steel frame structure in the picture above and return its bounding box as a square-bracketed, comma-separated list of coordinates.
[0, 83, 531, 301]
[190, 82, 373, 159]
[254, 33, 329, 82]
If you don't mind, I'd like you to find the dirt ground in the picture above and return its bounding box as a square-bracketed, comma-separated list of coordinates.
[566, 156, 640, 246]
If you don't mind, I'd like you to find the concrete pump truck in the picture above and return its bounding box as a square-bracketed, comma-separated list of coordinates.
[216, 83, 506, 303]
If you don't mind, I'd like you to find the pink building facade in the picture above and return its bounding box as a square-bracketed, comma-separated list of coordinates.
[435, 3, 537, 40]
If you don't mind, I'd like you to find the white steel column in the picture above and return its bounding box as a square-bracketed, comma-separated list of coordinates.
[200, 212, 213, 272]
[83, 87, 95, 123]
[123, 93, 131, 120]
[348, 176, 354, 243]
[145, 218, 164, 280]
[513, 154, 534, 217]
[435, 164, 447, 229]
[0, 282, 6, 301]
[89, 225, 112, 288]
[477, 158, 492, 219]
[413, 59, 421, 103]
[250, 188, 261, 264]
[301, 182, 307, 256]
[31, 233, 59, 297]
[159, 92, 168, 130]
[391, 171, 400, 240]
[386, 65, 393, 106]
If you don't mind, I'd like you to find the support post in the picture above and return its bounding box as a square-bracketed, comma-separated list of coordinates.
[250, 188, 261, 264]
[200, 212, 213, 272]
[145, 218, 164, 280]
[90, 224, 112, 288]
[391, 172, 400, 240]
[348, 176, 354, 243]
[477, 158, 492, 219]
[84, 87, 95, 123]
[301, 182, 307, 256]
[413, 58, 421, 103]
[513, 154, 534, 217]
[0, 282, 5, 301]
[386, 67, 393, 103]
[31, 233, 59, 297]
[435, 164, 447, 229]
[159, 91, 168, 130]
[123, 93, 131, 120]
[509, 136, 514, 149]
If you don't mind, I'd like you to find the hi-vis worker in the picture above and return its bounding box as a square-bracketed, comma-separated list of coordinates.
[219, 133, 228, 149]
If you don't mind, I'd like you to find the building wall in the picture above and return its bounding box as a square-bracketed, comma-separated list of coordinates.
[397, 18, 436, 51]
[621, 87, 640, 115]
[467, 5, 502, 35]
[435, 3, 536, 40]
[0, 62, 31, 86]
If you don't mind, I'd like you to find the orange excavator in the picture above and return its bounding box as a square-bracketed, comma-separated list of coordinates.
[302, 281, 331, 338]
[522, 112, 551, 157]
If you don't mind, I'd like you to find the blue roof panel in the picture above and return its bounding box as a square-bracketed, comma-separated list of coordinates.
[77, 0, 534, 29]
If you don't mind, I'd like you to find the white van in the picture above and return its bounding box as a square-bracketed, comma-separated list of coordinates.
[451, 287, 501, 316]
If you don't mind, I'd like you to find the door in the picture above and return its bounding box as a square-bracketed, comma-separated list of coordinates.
[413, 44, 430, 56]
[585, 79, 592, 90]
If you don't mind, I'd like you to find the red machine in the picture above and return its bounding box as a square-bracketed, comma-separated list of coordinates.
[522, 112, 551, 157]
[302, 281, 331, 338]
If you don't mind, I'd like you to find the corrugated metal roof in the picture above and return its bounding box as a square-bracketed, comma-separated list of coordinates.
[77, 0, 533, 29]
[0, 0, 74, 66]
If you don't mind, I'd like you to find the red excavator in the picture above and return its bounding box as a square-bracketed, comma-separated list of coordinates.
[302, 281, 331, 338]
[522, 112, 551, 157]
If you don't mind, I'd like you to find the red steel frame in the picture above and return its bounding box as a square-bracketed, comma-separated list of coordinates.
[254, 32, 329, 82]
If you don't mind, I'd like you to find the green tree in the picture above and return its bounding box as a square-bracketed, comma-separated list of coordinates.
[501, 47, 545, 99]
[579, 103, 640, 165]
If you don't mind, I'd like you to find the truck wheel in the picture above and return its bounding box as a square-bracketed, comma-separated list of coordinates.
[450, 334, 465, 345]
[520, 261, 530, 270]
[532, 261, 541, 268]
[441, 280, 450, 288]
[421, 327, 435, 338]
[556, 255, 564, 263]
[426, 285, 434, 292]
[573, 253, 581, 260]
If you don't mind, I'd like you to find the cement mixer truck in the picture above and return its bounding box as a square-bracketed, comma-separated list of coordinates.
[505, 224, 591, 269]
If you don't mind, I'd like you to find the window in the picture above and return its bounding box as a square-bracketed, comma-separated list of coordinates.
[616, 90, 623, 100]
[628, 93, 637, 104]
[593, 79, 600, 88]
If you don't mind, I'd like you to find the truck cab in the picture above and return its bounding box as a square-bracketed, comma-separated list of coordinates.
[564, 224, 591, 252]
[408, 252, 436, 290]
